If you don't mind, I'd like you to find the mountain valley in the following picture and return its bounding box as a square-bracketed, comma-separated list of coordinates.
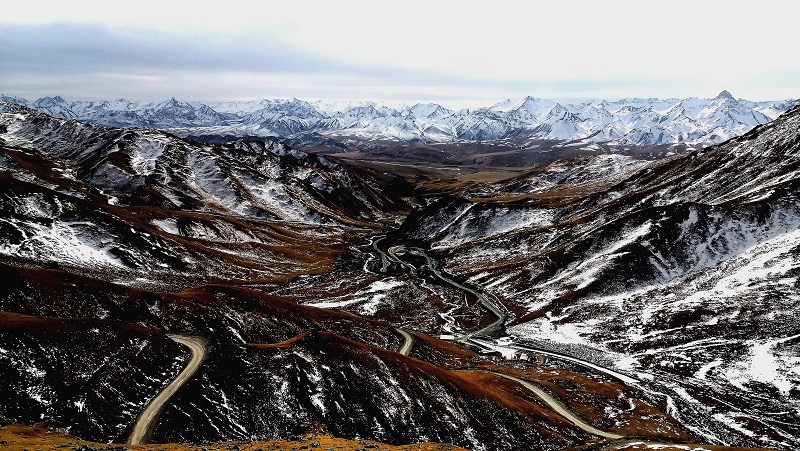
[0, 96, 798, 451]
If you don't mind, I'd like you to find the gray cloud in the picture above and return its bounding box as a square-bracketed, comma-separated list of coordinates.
[1, 22, 796, 106]
[0, 23, 336, 74]
[0, 23, 484, 102]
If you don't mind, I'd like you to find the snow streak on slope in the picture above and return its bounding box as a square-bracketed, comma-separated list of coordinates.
[0, 102, 411, 287]
[154, 332, 589, 451]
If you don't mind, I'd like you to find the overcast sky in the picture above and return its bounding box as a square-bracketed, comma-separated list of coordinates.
[1, 0, 797, 108]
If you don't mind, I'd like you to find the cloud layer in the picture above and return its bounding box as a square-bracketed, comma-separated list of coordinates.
[1, 1, 798, 106]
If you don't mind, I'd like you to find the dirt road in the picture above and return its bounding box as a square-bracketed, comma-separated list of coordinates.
[126, 334, 208, 445]
[396, 328, 415, 356]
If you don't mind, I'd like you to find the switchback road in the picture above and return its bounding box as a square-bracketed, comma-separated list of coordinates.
[376, 237, 507, 338]
[374, 237, 637, 384]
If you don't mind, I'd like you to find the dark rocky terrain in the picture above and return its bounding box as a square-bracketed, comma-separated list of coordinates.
[1, 100, 797, 450]
[381, 105, 800, 448]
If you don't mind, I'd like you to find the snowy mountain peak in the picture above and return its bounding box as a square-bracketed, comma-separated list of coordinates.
[515, 96, 556, 114]
[491, 96, 554, 115]
[34, 96, 67, 106]
[4, 93, 799, 147]
[155, 97, 185, 107]
[409, 103, 453, 119]
[546, 103, 570, 119]
[716, 90, 736, 100]
[489, 98, 515, 112]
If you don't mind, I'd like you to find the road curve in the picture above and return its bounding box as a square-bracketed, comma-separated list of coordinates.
[461, 369, 624, 440]
[396, 329, 415, 356]
[409, 247, 506, 338]
[375, 236, 629, 439]
[375, 238, 507, 338]
[512, 344, 638, 385]
[126, 334, 208, 445]
[375, 237, 636, 384]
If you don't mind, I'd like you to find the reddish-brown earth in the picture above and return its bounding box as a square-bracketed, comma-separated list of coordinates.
[2, 101, 794, 451]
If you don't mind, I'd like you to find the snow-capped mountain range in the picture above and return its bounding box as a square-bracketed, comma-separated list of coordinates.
[2, 91, 796, 148]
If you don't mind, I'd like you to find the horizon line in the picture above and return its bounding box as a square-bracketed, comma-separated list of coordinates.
[3, 90, 797, 112]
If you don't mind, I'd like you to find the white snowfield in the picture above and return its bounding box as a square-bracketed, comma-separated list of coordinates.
[3, 91, 796, 147]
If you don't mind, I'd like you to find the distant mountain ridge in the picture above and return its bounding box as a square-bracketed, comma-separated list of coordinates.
[1, 92, 797, 148]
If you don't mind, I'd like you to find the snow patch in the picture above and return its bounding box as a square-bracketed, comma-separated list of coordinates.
[151, 218, 179, 235]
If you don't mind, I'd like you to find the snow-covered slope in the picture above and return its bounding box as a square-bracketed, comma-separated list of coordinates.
[0, 101, 412, 287]
[0, 268, 606, 450]
[4, 92, 796, 148]
[0, 102, 404, 224]
[155, 331, 591, 450]
[2, 99, 785, 451]
[393, 105, 800, 449]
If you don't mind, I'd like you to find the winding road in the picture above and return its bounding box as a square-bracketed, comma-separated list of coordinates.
[126, 334, 208, 445]
[377, 237, 507, 338]
[394, 325, 623, 437]
[374, 237, 637, 384]
[396, 328, 415, 356]
[124, 238, 627, 444]
[373, 236, 635, 439]
[468, 370, 624, 439]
